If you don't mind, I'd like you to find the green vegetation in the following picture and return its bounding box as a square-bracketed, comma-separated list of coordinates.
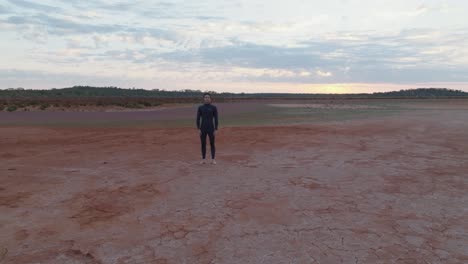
[0, 86, 219, 98]
[39, 103, 49, 110]
[1, 86, 467, 99]
[372, 88, 468, 98]
[0, 87, 466, 111]
[6, 105, 17, 112]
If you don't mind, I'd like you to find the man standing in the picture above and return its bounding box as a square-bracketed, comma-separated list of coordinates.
[196, 93, 219, 164]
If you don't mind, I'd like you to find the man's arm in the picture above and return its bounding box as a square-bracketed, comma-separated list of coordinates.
[196, 106, 201, 129]
[214, 106, 218, 130]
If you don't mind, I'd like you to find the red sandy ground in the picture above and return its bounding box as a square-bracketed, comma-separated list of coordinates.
[1, 103, 468, 263]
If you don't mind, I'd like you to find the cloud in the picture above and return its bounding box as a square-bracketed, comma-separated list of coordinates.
[35, 26, 463, 84]
[0, 4, 10, 14]
[2, 13, 182, 46]
[316, 70, 332, 77]
[1, 0, 468, 91]
[160, 43, 331, 69]
[94, 1, 135, 11]
[6, 0, 62, 13]
[412, 4, 429, 16]
[154, 29, 445, 69]
[196, 16, 225, 21]
[4, 14, 122, 34]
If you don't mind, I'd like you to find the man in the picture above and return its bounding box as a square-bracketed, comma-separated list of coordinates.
[196, 93, 219, 165]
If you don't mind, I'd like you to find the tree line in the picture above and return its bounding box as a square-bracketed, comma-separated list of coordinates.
[1, 86, 467, 112]
[1, 86, 467, 98]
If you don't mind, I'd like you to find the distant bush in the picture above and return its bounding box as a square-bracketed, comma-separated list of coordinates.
[139, 101, 152, 107]
[15, 102, 26, 108]
[125, 102, 143, 108]
[40, 103, 49, 110]
[7, 105, 17, 112]
[0, 86, 466, 99]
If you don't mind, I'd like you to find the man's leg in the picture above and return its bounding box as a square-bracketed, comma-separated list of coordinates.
[208, 130, 216, 163]
[200, 131, 207, 162]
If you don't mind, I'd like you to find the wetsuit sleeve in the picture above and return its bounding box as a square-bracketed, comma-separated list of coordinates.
[214, 106, 218, 130]
[196, 106, 201, 129]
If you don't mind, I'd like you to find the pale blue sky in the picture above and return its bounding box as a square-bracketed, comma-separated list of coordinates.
[1, 0, 467, 93]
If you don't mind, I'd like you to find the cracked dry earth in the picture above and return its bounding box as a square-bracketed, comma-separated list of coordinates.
[1, 111, 468, 264]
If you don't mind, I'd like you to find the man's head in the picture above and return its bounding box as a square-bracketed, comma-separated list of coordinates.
[203, 93, 212, 104]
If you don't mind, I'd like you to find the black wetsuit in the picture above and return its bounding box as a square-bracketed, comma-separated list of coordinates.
[196, 103, 218, 159]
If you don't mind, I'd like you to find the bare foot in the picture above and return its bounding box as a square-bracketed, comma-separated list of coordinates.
[200, 159, 206, 164]
[211, 159, 216, 165]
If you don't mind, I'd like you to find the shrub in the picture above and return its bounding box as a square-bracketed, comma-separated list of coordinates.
[125, 102, 143, 108]
[40, 103, 49, 110]
[16, 102, 26, 108]
[140, 101, 152, 107]
[7, 105, 17, 112]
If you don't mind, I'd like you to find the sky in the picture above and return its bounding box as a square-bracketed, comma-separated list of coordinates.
[0, 0, 467, 93]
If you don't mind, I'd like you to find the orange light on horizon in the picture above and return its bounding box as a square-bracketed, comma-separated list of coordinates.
[317, 84, 350, 94]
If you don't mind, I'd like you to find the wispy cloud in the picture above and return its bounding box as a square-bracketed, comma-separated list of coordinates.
[4, 14, 124, 35]
[6, 0, 62, 13]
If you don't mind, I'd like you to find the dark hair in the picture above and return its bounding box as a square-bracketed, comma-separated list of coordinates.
[203, 93, 211, 97]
